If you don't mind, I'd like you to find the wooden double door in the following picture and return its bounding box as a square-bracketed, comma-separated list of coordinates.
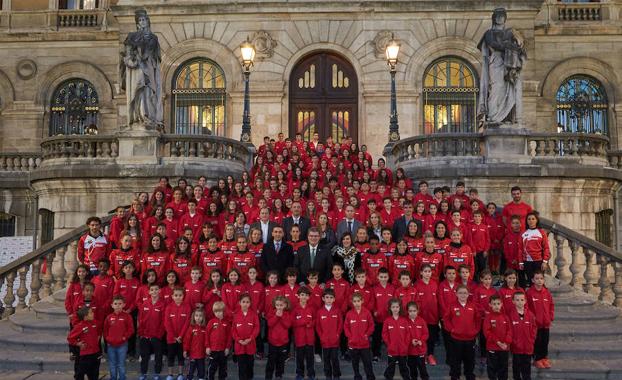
[289, 52, 358, 143]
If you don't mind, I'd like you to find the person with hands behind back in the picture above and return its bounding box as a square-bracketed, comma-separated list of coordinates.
[344, 292, 376, 380]
[406, 301, 430, 380]
[483, 295, 512, 380]
[292, 286, 316, 380]
[232, 293, 260, 380]
[265, 295, 292, 380]
[205, 301, 231, 380]
[182, 309, 207, 380]
[67, 306, 102, 380]
[103, 295, 134, 380]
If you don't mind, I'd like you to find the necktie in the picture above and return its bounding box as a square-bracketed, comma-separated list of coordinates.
[275, 241, 281, 253]
[348, 221, 353, 233]
[310, 247, 316, 267]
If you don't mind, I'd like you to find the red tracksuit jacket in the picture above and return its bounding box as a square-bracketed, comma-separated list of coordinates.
[388, 254, 416, 286]
[316, 305, 343, 348]
[164, 302, 191, 344]
[414, 251, 444, 282]
[362, 252, 388, 286]
[227, 251, 256, 283]
[184, 280, 206, 310]
[281, 283, 301, 310]
[169, 254, 193, 285]
[344, 307, 375, 349]
[445, 243, 475, 280]
[198, 250, 227, 277]
[438, 280, 458, 321]
[395, 284, 417, 311]
[407, 316, 429, 356]
[67, 320, 101, 356]
[503, 231, 522, 270]
[292, 304, 315, 347]
[267, 310, 292, 346]
[138, 298, 165, 338]
[518, 228, 551, 264]
[347, 284, 375, 311]
[263, 285, 283, 316]
[326, 277, 350, 313]
[205, 317, 232, 352]
[183, 325, 207, 359]
[499, 286, 524, 316]
[247, 281, 265, 313]
[469, 223, 491, 253]
[443, 300, 481, 341]
[414, 279, 440, 325]
[483, 311, 512, 351]
[222, 282, 246, 314]
[109, 248, 141, 279]
[92, 275, 115, 312]
[473, 285, 498, 315]
[65, 282, 85, 315]
[141, 252, 170, 283]
[103, 311, 134, 347]
[232, 310, 260, 354]
[308, 284, 324, 311]
[372, 282, 395, 323]
[113, 277, 140, 312]
[77, 233, 110, 271]
[508, 308, 537, 355]
[526, 286, 555, 328]
[382, 315, 411, 356]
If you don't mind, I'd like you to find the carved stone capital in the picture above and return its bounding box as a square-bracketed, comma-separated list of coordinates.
[251, 30, 277, 59]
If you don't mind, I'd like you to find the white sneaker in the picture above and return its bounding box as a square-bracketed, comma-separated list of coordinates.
[314, 354, 322, 363]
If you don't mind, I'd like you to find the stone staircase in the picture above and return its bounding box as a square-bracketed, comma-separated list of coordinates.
[0, 278, 620, 379]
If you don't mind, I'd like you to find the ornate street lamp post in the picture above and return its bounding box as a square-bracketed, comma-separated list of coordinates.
[240, 37, 256, 143]
[385, 34, 400, 142]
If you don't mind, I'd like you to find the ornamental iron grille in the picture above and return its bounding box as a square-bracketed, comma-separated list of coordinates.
[49, 79, 99, 136]
[556, 75, 608, 135]
[423, 57, 479, 134]
[172, 58, 226, 136]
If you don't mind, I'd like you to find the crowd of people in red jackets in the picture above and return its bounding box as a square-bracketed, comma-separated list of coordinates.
[65, 132, 555, 380]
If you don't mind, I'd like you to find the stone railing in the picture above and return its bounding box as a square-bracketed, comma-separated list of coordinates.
[0, 216, 112, 318]
[160, 134, 253, 167]
[391, 133, 483, 164]
[607, 150, 622, 170]
[527, 133, 609, 159]
[0, 153, 42, 172]
[556, 3, 602, 22]
[541, 217, 622, 307]
[56, 9, 105, 28]
[41, 135, 119, 160]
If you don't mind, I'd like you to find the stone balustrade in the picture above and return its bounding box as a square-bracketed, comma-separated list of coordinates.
[527, 133, 609, 159]
[41, 135, 119, 160]
[0, 9, 110, 31]
[391, 133, 483, 164]
[160, 134, 253, 167]
[57, 10, 103, 28]
[0, 153, 41, 172]
[556, 3, 602, 22]
[608, 150, 622, 169]
[541, 217, 622, 307]
[0, 217, 111, 318]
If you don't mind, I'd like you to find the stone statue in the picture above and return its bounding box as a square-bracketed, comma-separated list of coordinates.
[478, 8, 526, 126]
[120, 9, 163, 130]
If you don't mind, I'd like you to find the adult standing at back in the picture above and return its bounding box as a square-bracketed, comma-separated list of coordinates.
[261, 226, 294, 283]
[250, 207, 278, 244]
[502, 186, 532, 231]
[295, 227, 333, 284]
[391, 201, 420, 241]
[336, 205, 362, 241]
[283, 201, 311, 241]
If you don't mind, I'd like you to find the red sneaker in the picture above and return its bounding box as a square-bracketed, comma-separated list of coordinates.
[427, 355, 437, 366]
[535, 359, 546, 369]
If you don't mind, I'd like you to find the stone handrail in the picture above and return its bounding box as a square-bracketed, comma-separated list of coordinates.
[0, 215, 112, 318]
[527, 132, 609, 159]
[540, 217, 622, 307]
[554, 2, 603, 22]
[56, 9, 105, 28]
[0, 153, 42, 172]
[160, 134, 252, 166]
[391, 133, 483, 164]
[41, 135, 119, 160]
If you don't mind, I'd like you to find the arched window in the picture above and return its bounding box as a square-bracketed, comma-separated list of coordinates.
[556, 75, 608, 134]
[423, 57, 478, 134]
[59, 0, 99, 9]
[172, 58, 226, 136]
[50, 78, 99, 136]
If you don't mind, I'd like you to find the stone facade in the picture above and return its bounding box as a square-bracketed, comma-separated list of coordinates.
[0, 0, 622, 244]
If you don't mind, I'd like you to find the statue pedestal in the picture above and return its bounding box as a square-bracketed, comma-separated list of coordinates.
[116, 126, 160, 165]
[483, 123, 531, 164]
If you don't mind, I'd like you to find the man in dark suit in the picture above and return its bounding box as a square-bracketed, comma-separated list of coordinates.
[260, 225, 294, 283]
[250, 207, 278, 244]
[335, 205, 362, 241]
[282, 201, 311, 241]
[391, 201, 420, 240]
[295, 227, 333, 284]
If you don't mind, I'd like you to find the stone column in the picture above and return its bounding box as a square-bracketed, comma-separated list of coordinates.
[116, 128, 161, 166]
[482, 124, 531, 164]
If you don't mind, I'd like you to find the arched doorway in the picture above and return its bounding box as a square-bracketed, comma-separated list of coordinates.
[289, 52, 358, 143]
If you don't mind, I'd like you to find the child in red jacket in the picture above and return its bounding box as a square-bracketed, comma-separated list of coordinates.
[316, 288, 343, 380]
[371, 267, 394, 361]
[395, 270, 417, 311]
[222, 268, 246, 316]
[65, 264, 92, 321]
[92, 259, 114, 318]
[526, 270, 555, 369]
[113, 260, 140, 358]
[326, 263, 350, 359]
[444, 284, 481, 380]
[509, 292, 537, 380]
[138, 283, 165, 380]
[265, 295, 292, 380]
[67, 306, 101, 380]
[205, 301, 231, 380]
[292, 287, 316, 380]
[415, 264, 440, 366]
[103, 295, 134, 380]
[183, 267, 206, 311]
[345, 292, 375, 380]
[164, 288, 191, 379]
[406, 301, 430, 380]
[382, 298, 411, 380]
[182, 309, 207, 380]
[232, 294, 260, 380]
[281, 267, 301, 310]
[473, 269, 498, 363]
[483, 295, 512, 380]
[470, 211, 491, 279]
[347, 268, 375, 311]
[503, 216, 524, 286]
[499, 269, 524, 316]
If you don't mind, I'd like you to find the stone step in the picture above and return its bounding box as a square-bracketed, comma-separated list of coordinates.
[9, 312, 69, 333]
[0, 321, 67, 351]
[548, 339, 622, 360]
[550, 320, 622, 341]
[534, 359, 622, 380]
[554, 307, 620, 321]
[31, 301, 67, 320]
[0, 350, 72, 372]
